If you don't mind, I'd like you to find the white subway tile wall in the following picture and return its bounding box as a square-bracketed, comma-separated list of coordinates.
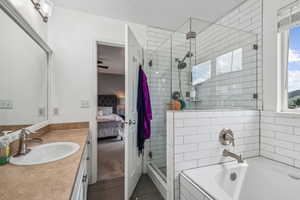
[166, 111, 175, 200]
[177, 109, 300, 200]
[194, 0, 262, 110]
[177, 110, 300, 200]
[261, 111, 300, 168]
[145, 0, 262, 179]
[171, 31, 193, 100]
[167, 110, 260, 200]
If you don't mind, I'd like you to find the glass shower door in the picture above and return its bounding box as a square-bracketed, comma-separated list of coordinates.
[146, 32, 172, 179]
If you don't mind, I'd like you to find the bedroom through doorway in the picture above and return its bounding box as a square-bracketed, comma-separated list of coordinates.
[96, 43, 125, 199]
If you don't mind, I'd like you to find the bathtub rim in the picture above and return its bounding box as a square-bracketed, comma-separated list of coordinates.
[180, 172, 215, 200]
[180, 156, 300, 200]
[179, 157, 256, 200]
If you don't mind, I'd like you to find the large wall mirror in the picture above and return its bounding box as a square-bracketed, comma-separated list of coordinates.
[0, 1, 51, 133]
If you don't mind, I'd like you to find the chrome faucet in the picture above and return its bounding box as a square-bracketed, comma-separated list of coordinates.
[223, 149, 244, 163]
[14, 129, 42, 157]
[219, 128, 244, 163]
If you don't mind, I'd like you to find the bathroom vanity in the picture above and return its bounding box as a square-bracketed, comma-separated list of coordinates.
[0, 127, 89, 200]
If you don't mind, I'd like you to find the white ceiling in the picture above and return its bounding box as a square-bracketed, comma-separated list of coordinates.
[97, 44, 125, 75]
[53, 0, 245, 30]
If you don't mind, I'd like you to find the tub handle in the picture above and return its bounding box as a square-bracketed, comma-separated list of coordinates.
[219, 128, 235, 146]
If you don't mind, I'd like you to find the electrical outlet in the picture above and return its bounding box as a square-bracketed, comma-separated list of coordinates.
[80, 100, 90, 108]
[53, 107, 59, 116]
[38, 107, 45, 117]
[0, 100, 13, 109]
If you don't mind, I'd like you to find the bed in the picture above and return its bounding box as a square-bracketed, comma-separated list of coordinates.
[97, 95, 124, 139]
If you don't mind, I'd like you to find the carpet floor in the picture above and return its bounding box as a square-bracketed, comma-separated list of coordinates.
[98, 137, 124, 181]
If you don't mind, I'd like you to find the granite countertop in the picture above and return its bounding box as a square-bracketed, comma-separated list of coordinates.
[0, 128, 88, 200]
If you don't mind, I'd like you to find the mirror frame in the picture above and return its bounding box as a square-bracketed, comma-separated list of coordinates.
[0, 0, 52, 135]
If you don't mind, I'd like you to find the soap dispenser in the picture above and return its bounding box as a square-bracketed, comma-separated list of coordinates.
[0, 134, 10, 165]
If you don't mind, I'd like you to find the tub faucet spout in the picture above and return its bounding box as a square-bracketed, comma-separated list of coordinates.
[223, 149, 244, 163]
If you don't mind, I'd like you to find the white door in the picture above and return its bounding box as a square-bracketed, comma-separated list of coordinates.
[124, 24, 143, 200]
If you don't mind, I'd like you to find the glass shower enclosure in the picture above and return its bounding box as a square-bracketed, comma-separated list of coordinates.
[146, 17, 258, 180]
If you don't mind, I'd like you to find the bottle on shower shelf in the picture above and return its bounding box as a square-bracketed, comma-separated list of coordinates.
[190, 87, 196, 101]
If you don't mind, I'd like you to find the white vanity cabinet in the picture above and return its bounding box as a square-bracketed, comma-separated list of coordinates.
[71, 145, 89, 200]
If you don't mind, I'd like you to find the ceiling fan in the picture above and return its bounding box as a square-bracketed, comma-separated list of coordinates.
[97, 60, 109, 69]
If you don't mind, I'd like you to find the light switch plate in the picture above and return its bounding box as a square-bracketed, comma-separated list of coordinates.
[80, 100, 90, 108]
[0, 100, 13, 109]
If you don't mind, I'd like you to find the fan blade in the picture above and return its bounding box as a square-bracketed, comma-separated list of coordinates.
[98, 57, 110, 61]
[97, 65, 109, 69]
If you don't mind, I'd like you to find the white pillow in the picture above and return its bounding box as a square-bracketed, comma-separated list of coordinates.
[99, 107, 113, 115]
[98, 110, 103, 116]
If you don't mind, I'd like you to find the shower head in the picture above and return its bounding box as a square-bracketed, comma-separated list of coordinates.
[177, 61, 187, 70]
[175, 51, 194, 70]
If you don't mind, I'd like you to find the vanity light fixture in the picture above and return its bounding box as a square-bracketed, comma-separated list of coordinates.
[30, 0, 53, 23]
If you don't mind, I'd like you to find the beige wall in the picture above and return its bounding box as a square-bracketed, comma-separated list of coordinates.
[48, 6, 146, 183]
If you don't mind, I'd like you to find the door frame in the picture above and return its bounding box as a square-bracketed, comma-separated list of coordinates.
[90, 38, 125, 184]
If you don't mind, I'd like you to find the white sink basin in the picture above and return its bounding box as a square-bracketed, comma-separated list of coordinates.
[9, 142, 80, 166]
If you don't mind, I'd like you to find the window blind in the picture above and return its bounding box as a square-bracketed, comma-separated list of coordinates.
[278, 0, 300, 31]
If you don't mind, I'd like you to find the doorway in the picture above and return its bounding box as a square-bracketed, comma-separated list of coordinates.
[95, 43, 126, 199]
[88, 25, 160, 200]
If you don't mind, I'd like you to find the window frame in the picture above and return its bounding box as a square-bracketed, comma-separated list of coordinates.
[279, 29, 298, 112]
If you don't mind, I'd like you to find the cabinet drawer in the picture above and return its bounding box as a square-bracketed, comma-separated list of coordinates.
[71, 145, 88, 200]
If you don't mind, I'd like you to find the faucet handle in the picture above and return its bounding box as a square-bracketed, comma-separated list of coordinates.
[224, 132, 235, 146]
[27, 137, 43, 143]
[0, 129, 13, 136]
[20, 129, 42, 143]
[219, 128, 235, 146]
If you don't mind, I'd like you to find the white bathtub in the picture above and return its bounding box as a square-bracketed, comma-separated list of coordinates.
[180, 157, 300, 200]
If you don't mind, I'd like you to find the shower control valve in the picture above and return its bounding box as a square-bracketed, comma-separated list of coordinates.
[219, 128, 235, 146]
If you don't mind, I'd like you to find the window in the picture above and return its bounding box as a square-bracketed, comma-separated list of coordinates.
[192, 60, 211, 86]
[216, 48, 243, 75]
[278, 2, 300, 111]
[287, 26, 300, 109]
